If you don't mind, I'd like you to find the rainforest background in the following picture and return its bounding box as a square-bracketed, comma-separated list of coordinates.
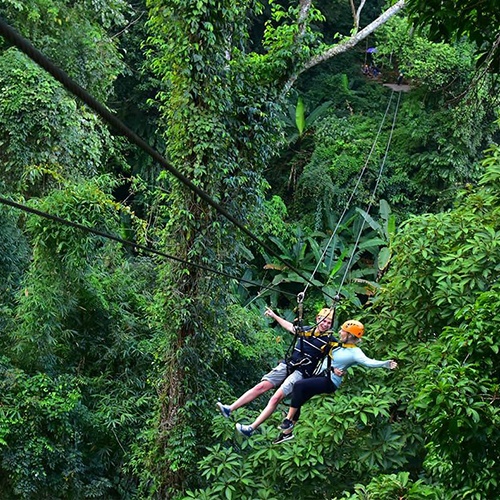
[0, 0, 499, 498]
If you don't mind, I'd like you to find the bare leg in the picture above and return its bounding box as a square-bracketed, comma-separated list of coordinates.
[286, 406, 299, 422]
[229, 380, 274, 412]
[249, 388, 285, 430]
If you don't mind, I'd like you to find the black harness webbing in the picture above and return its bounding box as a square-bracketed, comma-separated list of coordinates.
[325, 342, 357, 375]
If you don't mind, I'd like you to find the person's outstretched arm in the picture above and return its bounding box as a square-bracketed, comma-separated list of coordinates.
[264, 308, 296, 334]
[353, 349, 398, 370]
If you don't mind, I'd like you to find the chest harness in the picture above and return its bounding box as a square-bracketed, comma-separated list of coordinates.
[283, 293, 329, 373]
[323, 342, 357, 376]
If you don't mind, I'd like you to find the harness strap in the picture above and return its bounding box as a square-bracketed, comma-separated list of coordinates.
[326, 342, 357, 374]
[298, 328, 332, 338]
[329, 342, 357, 350]
[295, 292, 305, 367]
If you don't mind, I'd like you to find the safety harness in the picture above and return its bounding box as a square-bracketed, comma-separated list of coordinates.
[285, 292, 336, 376]
[286, 327, 333, 374]
[324, 341, 357, 376]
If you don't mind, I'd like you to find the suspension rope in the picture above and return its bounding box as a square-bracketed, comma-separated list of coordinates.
[0, 196, 296, 298]
[0, 17, 337, 301]
[302, 90, 396, 297]
[300, 89, 400, 331]
[336, 90, 402, 294]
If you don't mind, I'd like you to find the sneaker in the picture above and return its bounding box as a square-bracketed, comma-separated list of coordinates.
[216, 402, 231, 418]
[273, 432, 294, 444]
[235, 423, 254, 437]
[279, 418, 294, 431]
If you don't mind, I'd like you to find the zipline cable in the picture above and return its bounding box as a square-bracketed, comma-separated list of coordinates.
[301, 90, 396, 298]
[0, 17, 336, 301]
[0, 196, 296, 298]
[336, 89, 402, 295]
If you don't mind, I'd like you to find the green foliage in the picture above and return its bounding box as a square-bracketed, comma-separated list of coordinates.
[373, 16, 498, 211]
[1, 0, 500, 498]
[405, 0, 500, 71]
[183, 375, 411, 499]
[0, 359, 110, 498]
[376, 16, 476, 90]
[0, 176, 157, 498]
[0, 49, 121, 195]
[374, 156, 500, 342]
[9, 176, 143, 373]
[142, 0, 313, 491]
[369, 143, 500, 497]
[254, 198, 396, 314]
[294, 112, 393, 221]
[409, 289, 500, 499]
[334, 472, 443, 500]
[0, 0, 129, 101]
[260, 195, 291, 242]
[295, 96, 306, 136]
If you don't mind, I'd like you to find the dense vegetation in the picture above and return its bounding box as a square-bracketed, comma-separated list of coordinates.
[0, 0, 499, 498]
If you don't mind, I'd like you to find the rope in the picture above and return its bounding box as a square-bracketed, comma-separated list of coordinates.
[302, 91, 396, 297]
[336, 90, 402, 294]
[299, 90, 400, 330]
[0, 196, 296, 298]
[0, 17, 336, 301]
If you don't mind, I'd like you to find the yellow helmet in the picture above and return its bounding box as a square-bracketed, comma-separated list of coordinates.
[317, 308, 334, 320]
[341, 320, 364, 338]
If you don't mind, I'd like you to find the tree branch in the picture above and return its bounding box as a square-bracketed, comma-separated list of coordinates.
[351, 0, 368, 33]
[298, 0, 313, 29]
[284, 0, 406, 93]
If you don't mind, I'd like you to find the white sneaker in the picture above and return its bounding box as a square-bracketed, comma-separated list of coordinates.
[273, 432, 294, 444]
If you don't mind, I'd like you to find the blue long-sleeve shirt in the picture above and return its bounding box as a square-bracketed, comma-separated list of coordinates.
[320, 345, 392, 387]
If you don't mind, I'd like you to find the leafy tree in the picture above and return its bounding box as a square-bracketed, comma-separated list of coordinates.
[289, 17, 500, 221]
[0, 177, 157, 498]
[0, 0, 130, 101]
[410, 290, 500, 499]
[405, 0, 500, 72]
[139, 0, 286, 492]
[368, 140, 500, 498]
[0, 49, 122, 196]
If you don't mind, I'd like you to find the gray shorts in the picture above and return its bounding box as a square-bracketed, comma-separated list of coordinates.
[261, 362, 304, 397]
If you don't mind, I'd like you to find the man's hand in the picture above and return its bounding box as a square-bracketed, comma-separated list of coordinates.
[264, 307, 276, 319]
